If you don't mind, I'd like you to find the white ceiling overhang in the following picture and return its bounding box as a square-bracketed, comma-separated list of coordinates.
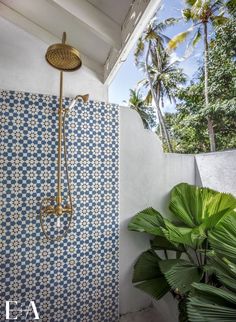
[0, 0, 161, 83]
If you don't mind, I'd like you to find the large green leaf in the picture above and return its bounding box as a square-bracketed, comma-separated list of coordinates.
[128, 207, 165, 236]
[169, 183, 236, 227]
[187, 283, 236, 321]
[129, 208, 206, 248]
[132, 249, 162, 283]
[205, 256, 236, 292]
[200, 208, 232, 230]
[132, 250, 170, 300]
[162, 220, 206, 248]
[208, 210, 236, 263]
[135, 277, 170, 301]
[150, 235, 185, 252]
[159, 259, 203, 294]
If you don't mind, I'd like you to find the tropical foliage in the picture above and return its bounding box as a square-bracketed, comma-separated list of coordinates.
[128, 183, 236, 321]
[163, 18, 236, 153]
[187, 211, 236, 321]
[130, 1, 235, 153]
[127, 89, 158, 131]
[134, 17, 180, 152]
[168, 0, 232, 152]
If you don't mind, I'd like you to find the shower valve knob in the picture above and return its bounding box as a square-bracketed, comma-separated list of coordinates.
[42, 205, 55, 215]
[63, 205, 73, 213]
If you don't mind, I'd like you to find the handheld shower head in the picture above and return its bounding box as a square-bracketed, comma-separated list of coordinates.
[67, 94, 89, 111]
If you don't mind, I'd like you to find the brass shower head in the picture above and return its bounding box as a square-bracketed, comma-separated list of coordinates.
[45, 32, 82, 72]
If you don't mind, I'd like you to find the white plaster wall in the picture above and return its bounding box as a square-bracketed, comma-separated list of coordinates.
[195, 150, 236, 196]
[119, 107, 236, 318]
[119, 107, 195, 317]
[0, 17, 108, 101]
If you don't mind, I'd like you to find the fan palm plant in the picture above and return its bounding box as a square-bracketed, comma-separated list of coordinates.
[168, 0, 230, 152]
[188, 210, 236, 321]
[128, 183, 236, 321]
[135, 17, 179, 152]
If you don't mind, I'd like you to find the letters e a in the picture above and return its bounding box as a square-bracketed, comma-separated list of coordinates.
[6, 301, 39, 320]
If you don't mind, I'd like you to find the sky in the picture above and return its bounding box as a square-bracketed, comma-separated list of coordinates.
[109, 0, 204, 112]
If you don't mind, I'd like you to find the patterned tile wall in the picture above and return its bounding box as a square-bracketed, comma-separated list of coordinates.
[0, 89, 119, 322]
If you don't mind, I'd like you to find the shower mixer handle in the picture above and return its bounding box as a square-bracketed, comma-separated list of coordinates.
[42, 203, 73, 216]
[55, 203, 73, 215]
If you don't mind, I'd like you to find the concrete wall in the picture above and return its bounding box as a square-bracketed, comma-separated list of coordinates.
[195, 150, 236, 196]
[119, 107, 195, 316]
[119, 107, 236, 317]
[0, 17, 108, 101]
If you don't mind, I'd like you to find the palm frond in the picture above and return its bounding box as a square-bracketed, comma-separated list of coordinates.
[211, 15, 229, 26]
[134, 36, 145, 64]
[185, 0, 197, 5]
[155, 17, 181, 33]
[169, 183, 236, 227]
[226, 0, 236, 17]
[133, 250, 170, 300]
[162, 220, 206, 248]
[209, 210, 236, 263]
[182, 8, 194, 21]
[168, 27, 194, 50]
[206, 256, 236, 292]
[159, 259, 203, 293]
[187, 283, 236, 321]
[192, 27, 202, 46]
[137, 78, 149, 89]
[144, 90, 152, 105]
[128, 207, 165, 236]
[151, 236, 185, 252]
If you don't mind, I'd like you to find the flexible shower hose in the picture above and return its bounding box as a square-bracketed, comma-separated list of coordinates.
[39, 109, 73, 242]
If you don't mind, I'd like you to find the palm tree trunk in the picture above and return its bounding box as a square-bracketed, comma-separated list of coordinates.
[145, 41, 173, 152]
[203, 22, 216, 152]
[156, 85, 171, 149]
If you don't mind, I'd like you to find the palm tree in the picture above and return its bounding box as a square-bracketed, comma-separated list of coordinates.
[168, 0, 230, 152]
[137, 45, 186, 150]
[128, 89, 158, 131]
[128, 88, 144, 110]
[128, 89, 147, 127]
[135, 17, 179, 152]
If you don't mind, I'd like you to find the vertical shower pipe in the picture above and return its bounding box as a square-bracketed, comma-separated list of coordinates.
[57, 32, 66, 215]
